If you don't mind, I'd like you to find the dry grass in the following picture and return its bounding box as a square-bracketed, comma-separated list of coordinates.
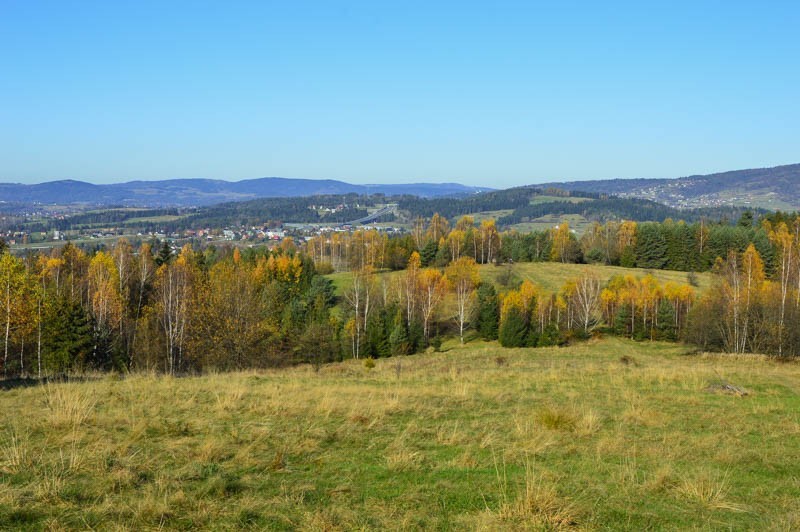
[0, 337, 798, 529]
[677, 470, 749, 512]
[0, 427, 31, 474]
[43, 383, 96, 428]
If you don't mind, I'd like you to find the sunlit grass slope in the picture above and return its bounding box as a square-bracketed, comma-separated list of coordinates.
[328, 261, 711, 296]
[483, 261, 712, 293]
[1, 337, 798, 529]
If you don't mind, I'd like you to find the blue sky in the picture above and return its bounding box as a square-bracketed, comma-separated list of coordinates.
[1, 1, 798, 186]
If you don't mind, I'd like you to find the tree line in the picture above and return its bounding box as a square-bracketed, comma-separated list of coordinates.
[3, 209, 800, 381]
[687, 218, 800, 357]
[307, 211, 800, 359]
[0, 239, 346, 378]
[306, 213, 774, 274]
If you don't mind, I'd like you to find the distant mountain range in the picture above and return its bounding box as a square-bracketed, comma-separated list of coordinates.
[0, 178, 492, 207]
[3, 163, 799, 211]
[543, 163, 800, 210]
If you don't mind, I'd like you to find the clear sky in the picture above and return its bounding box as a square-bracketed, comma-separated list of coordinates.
[1, 1, 798, 186]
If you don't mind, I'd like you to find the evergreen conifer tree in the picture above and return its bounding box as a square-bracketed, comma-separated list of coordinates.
[475, 283, 500, 340]
[499, 306, 527, 347]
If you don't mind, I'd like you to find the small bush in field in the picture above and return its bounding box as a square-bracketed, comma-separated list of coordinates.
[315, 262, 335, 274]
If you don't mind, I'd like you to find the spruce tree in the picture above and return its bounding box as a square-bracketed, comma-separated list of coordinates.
[499, 306, 527, 347]
[737, 211, 754, 228]
[420, 240, 438, 267]
[656, 300, 677, 341]
[156, 240, 173, 266]
[43, 297, 92, 374]
[634, 223, 668, 269]
[614, 304, 631, 337]
[475, 283, 499, 340]
[388, 309, 410, 356]
[619, 246, 636, 268]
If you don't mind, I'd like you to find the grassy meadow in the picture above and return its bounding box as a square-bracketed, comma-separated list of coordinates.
[1, 337, 799, 530]
[328, 262, 712, 297]
[507, 214, 594, 236]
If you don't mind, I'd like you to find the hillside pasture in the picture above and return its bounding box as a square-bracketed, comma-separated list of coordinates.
[507, 214, 594, 235]
[0, 338, 797, 529]
[327, 262, 711, 297]
[529, 195, 594, 205]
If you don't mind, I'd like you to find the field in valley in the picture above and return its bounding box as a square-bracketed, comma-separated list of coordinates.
[1, 337, 798, 530]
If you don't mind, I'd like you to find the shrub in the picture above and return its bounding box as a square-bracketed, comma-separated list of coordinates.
[314, 262, 335, 275]
[429, 336, 443, 352]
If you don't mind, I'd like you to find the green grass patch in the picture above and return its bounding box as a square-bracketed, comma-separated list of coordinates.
[471, 209, 515, 222]
[328, 262, 711, 298]
[529, 195, 594, 205]
[509, 213, 594, 235]
[482, 261, 712, 293]
[122, 215, 184, 224]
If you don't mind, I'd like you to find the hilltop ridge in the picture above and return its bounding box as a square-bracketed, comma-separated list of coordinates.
[543, 163, 800, 210]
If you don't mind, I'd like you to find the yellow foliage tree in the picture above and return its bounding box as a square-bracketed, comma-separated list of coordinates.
[445, 257, 480, 343]
[418, 268, 447, 341]
[550, 222, 572, 263]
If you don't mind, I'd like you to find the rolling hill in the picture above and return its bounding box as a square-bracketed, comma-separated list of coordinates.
[0, 178, 491, 207]
[544, 163, 800, 210]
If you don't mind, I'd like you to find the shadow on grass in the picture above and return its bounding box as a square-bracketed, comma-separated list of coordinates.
[0, 375, 100, 392]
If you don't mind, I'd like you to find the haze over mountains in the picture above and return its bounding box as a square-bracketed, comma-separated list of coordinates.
[1, 163, 799, 211]
[0, 178, 491, 207]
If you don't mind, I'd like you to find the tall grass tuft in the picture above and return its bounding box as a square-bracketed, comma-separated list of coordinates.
[491, 454, 579, 529]
[535, 404, 578, 432]
[44, 383, 96, 428]
[677, 470, 747, 512]
[0, 427, 32, 474]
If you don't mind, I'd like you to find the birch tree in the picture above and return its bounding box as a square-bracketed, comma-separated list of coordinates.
[445, 257, 480, 343]
[418, 268, 447, 342]
[154, 245, 196, 374]
[570, 272, 602, 333]
[0, 253, 24, 377]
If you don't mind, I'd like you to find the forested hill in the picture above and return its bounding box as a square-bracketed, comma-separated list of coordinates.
[173, 189, 756, 231]
[0, 177, 490, 207]
[542, 163, 800, 210]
